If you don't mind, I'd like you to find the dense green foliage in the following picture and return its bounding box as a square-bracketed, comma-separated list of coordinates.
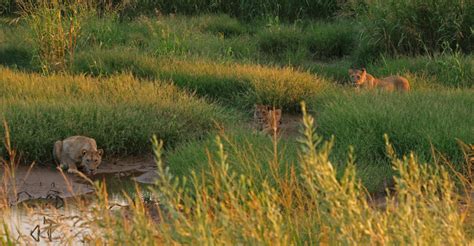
[356, 0, 473, 59]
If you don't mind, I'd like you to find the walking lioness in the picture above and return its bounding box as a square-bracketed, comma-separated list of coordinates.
[348, 68, 410, 92]
[53, 136, 103, 175]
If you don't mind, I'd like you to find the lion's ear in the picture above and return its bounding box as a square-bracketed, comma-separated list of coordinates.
[348, 68, 354, 74]
[81, 149, 87, 156]
[97, 149, 104, 156]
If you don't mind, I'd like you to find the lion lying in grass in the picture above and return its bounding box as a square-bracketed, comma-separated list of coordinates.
[348, 68, 410, 92]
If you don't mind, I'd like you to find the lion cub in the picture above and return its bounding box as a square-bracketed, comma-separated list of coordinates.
[53, 136, 103, 175]
[254, 104, 282, 134]
[348, 68, 410, 92]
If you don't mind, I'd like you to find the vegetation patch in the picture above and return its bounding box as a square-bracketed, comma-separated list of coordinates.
[73, 52, 327, 111]
[0, 67, 234, 163]
[355, 0, 473, 57]
[306, 21, 356, 59]
[200, 14, 247, 37]
[312, 89, 474, 168]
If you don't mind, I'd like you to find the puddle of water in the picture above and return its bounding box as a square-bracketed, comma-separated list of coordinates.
[1, 156, 159, 244]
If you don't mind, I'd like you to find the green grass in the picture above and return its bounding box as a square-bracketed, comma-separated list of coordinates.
[167, 128, 299, 186]
[306, 21, 356, 60]
[355, 0, 473, 57]
[0, 67, 236, 163]
[166, 126, 398, 194]
[306, 54, 474, 87]
[200, 14, 247, 37]
[311, 88, 474, 169]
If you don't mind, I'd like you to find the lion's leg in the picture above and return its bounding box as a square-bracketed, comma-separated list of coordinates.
[65, 159, 79, 173]
[53, 141, 62, 165]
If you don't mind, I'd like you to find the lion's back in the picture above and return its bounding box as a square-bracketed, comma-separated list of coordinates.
[57, 136, 97, 160]
[384, 76, 410, 91]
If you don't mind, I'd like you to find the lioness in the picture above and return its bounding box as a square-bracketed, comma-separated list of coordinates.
[254, 104, 282, 134]
[348, 68, 410, 92]
[53, 136, 103, 175]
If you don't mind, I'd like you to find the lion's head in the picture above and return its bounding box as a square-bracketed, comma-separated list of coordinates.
[80, 149, 103, 175]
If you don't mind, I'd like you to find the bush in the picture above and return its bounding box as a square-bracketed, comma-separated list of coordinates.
[0, 67, 233, 163]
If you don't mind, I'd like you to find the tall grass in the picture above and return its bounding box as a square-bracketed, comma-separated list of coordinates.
[151, 103, 469, 244]
[1, 0, 347, 20]
[0, 67, 233, 163]
[0, 0, 14, 15]
[166, 128, 299, 187]
[306, 21, 356, 60]
[355, 0, 473, 60]
[17, 0, 95, 73]
[116, 0, 344, 21]
[306, 53, 474, 87]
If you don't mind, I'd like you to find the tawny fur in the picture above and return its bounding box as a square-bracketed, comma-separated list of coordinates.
[53, 136, 103, 175]
[348, 68, 410, 92]
[254, 104, 282, 135]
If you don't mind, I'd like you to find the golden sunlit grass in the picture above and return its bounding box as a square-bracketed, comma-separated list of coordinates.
[0, 67, 234, 162]
[74, 51, 328, 111]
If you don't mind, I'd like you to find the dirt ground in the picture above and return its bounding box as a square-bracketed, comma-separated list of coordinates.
[4, 156, 157, 205]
